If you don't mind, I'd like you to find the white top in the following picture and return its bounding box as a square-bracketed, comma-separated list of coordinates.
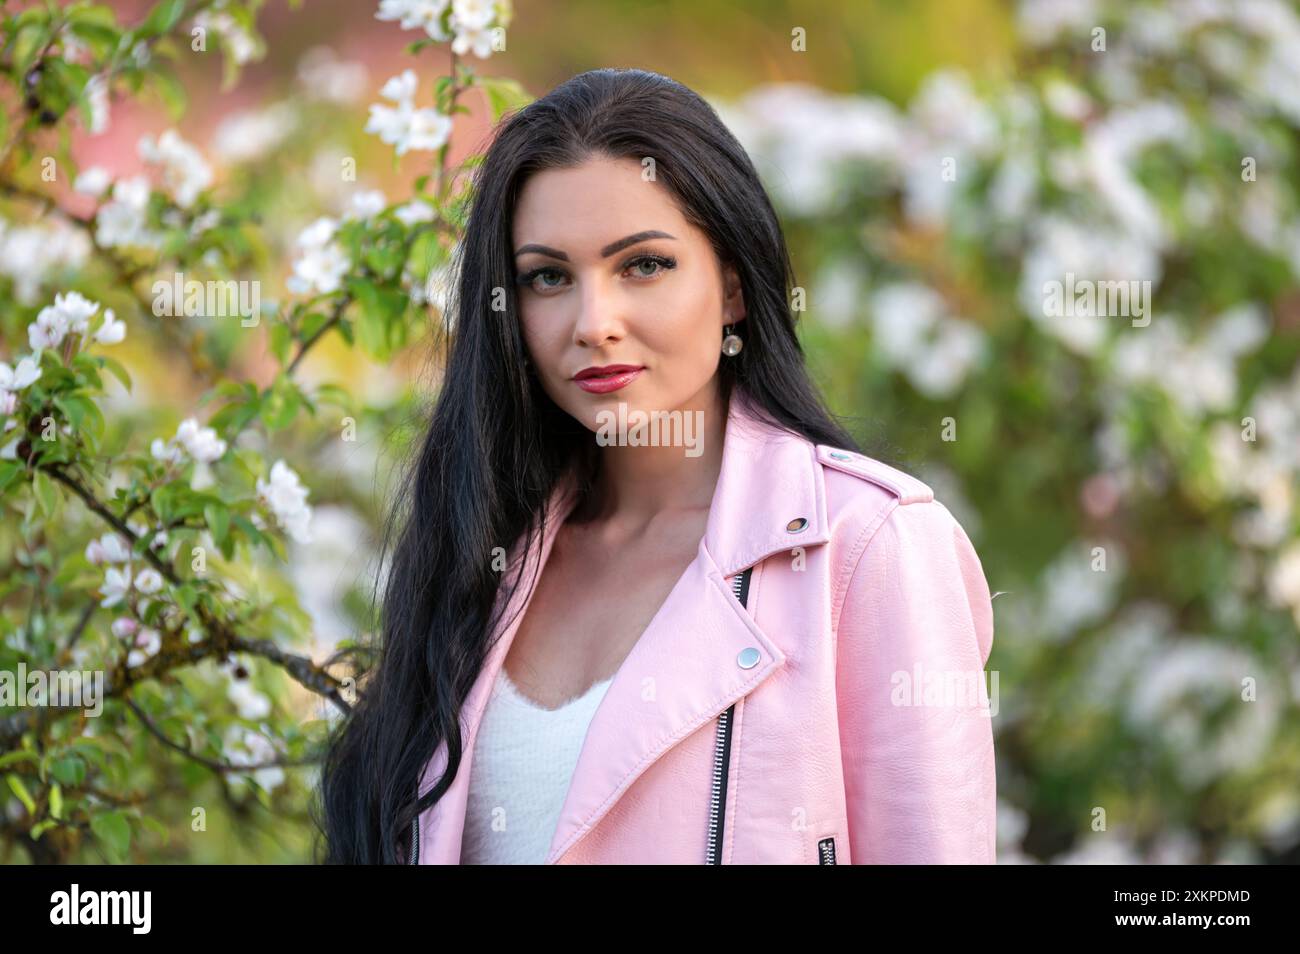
[459, 667, 614, 865]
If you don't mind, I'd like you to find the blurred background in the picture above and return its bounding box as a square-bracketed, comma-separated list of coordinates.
[2, 0, 1298, 863]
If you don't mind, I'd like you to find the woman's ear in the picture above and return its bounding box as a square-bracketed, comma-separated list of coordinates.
[722, 262, 747, 324]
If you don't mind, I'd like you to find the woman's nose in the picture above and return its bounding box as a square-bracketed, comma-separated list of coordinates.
[571, 278, 625, 347]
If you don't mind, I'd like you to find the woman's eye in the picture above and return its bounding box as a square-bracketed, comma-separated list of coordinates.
[626, 254, 676, 279]
[517, 267, 567, 291]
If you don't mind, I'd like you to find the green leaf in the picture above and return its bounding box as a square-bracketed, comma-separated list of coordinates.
[138, 0, 186, 37]
[478, 76, 533, 122]
[97, 355, 133, 390]
[12, 21, 53, 77]
[69, 4, 121, 28]
[49, 754, 86, 787]
[5, 775, 36, 816]
[204, 501, 230, 547]
[49, 782, 63, 820]
[54, 394, 104, 439]
[30, 819, 59, 840]
[0, 461, 24, 496]
[150, 66, 187, 120]
[260, 375, 302, 431]
[91, 810, 131, 861]
[209, 393, 262, 434]
[312, 383, 353, 413]
[150, 482, 180, 523]
[32, 470, 58, 517]
[349, 279, 409, 361]
[336, 317, 354, 346]
[0, 751, 39, 770]
[268, 320, 292, 366]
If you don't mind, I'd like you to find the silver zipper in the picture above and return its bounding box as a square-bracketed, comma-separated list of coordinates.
[706, 566, 752, 865]
[409, 810, 419, 864]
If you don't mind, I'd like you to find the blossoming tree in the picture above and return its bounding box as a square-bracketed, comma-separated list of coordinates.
[1, 0, 524, 863]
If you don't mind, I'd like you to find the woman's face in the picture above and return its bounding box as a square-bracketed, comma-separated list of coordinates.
[511, 155, 745, 434]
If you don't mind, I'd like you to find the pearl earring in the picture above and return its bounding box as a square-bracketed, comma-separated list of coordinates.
[722, 323, 743, 356]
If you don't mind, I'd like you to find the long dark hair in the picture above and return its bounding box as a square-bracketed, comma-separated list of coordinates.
[314, 67, 866, 863]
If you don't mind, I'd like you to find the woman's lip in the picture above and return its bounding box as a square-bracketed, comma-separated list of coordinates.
[573, 367, 644, 393]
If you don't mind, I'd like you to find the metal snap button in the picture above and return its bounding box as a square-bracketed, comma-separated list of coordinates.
[786, 517, 808, 533]
[737, 647, 761, 669]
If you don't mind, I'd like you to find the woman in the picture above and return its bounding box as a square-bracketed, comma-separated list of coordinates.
[316, 67, 996, 865]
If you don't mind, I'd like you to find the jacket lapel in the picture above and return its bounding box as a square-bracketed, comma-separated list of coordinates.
[419, 393, 832, 864]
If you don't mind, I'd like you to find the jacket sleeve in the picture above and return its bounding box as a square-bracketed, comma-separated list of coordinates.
[834, 497, 997, 863]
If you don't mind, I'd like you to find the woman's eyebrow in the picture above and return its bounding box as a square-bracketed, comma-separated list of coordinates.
[513, 230, 678, 261]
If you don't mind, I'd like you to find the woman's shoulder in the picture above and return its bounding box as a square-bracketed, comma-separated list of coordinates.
[813, 444, 935, 507]
[807, 441, 980, 575]
[810, 442, 942, 540]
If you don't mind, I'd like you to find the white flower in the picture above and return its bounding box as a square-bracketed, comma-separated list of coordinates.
[0, 218, 92, 304]
[96, 175, 161, 249]
[380, 68, 419, 103]
[100, 566, 132, 607]
[452, 25, 495, 58]
[213, 102, 298, 163]
[93, 308, 126, 345]
[126, 627, 161, 668]
[74, 166, 112, 198]
[152, 417, 227, 465]
[449, 0, 493, 60]
[365, 69, 453, 156]
[345, 189, 387, 220]
[86, 532, 131, 565]
[286, 217, 350, 295]
[84, 73, 110, 135]
[111, 617, 139, 639]
[256, 460, 314, 543]
[296, 46, 369, 103]
[175, 417, 228, 463]
[1267, 542, 1300, 626]
[151, 436, 184, 465]
[451, 0, 495, 31]
[193, 10, 260, 65]
[28, 290, 100, 350]
[0, 355, 41, 391]
[299, 216, 338, 247]
[394, 200, 436, 226]
[403, 107, 453, 153]
[376, 0, 451, 40]
[223, 726, 285, 792]
[869, 282, 986, 398]
[134, 567, 164, 595]
[228, 679, 272, 720]
[138, 130, 214, 208]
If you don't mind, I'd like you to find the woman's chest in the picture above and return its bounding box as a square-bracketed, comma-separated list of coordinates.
[503, 519, 705, 707]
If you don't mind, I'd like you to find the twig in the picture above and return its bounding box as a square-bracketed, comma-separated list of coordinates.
[123, 698, 318, 775]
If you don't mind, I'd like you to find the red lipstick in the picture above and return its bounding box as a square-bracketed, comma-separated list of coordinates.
[573, 364, 645, 393]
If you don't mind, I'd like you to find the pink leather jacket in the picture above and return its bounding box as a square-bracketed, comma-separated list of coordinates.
[413, 392, 997, 864]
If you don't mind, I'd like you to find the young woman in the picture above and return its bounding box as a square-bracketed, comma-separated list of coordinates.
[316, 67, 997, 865]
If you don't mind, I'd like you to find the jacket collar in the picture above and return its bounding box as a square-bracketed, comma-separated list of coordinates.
[417, 391, 830, 864]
